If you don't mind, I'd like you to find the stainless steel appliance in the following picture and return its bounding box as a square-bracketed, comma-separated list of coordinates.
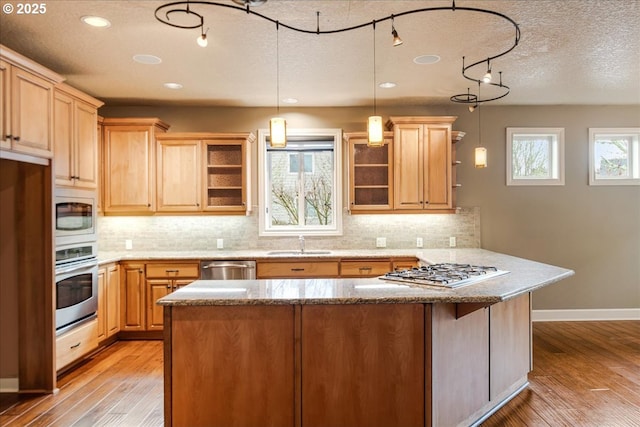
[55, 257, 98, 335]
[200, 260, 256, 280]
[381, 263, 509, 289]
[55, 187, 97, 247]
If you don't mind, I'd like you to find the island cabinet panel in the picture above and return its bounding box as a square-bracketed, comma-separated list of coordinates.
[169, 305, 295, 427]
[489, 293, 531, 400]
[301, 304, 425, 427]
[430, 303, 489, 427]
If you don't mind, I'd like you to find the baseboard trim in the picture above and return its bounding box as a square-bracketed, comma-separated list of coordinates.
[532, 308, 640, 322]
[0, 377, 19, 393]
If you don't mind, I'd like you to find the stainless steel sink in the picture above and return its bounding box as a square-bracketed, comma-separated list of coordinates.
[266, 250, 332, 255]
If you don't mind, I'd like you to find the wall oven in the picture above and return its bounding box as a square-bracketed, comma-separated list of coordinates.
[55, 187, 97, 247]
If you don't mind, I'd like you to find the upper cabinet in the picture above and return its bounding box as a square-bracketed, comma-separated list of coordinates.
[0, 45, 64, 159]
[344, 131, 394, 212]
[156, 134, 202, 212]
[389, 116, 457, 212]
[102, 118, 170, 214]
[53, 83, 103, 189]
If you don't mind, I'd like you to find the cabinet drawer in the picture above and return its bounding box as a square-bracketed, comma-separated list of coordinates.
[56, 319, 99, 371]
[392, 258, 419, 271]
[340, 260, 391, 277]
[146, 263, 199, 278]
[258, 261, 339, 278]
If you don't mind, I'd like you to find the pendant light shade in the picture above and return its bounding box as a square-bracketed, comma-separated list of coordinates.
[367, 116, 384, 147]
[270, 117, 287, 148]
[475, 146, 487, 168]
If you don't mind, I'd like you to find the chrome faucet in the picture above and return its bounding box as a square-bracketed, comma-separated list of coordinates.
[299, 235, 305, 253]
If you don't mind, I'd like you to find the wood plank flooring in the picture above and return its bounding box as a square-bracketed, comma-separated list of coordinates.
[1, 321, 638, 426]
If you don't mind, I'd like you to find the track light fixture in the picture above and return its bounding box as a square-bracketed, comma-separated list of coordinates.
[155, 0, 521, 108]
[197, 26, 208, 47]
[391, 16, 403, 47]
[368, 21, 384, 147]
[474, 82, 487, 168]
[270, 21, 286, 148]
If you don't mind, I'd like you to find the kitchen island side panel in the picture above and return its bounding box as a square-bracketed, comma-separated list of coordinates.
[169, 305, 295, 427]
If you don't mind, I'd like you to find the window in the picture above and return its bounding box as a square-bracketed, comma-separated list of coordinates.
[506, 128, 565, 186]
[589, 128, 640, 186]
[258, 128, 343, 236]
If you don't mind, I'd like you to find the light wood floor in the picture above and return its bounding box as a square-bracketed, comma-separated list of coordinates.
[1, 321, 639, 426]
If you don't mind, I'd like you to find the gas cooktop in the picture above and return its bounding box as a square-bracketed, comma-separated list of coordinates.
[380, 263, 510, 289]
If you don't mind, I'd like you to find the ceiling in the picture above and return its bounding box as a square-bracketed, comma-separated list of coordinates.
[1, 0, 639, 108]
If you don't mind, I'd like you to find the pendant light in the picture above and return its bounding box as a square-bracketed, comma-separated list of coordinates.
[367, 21, 383, 147]
[474, 81, 487, 168]
[269, 21, 286, 147]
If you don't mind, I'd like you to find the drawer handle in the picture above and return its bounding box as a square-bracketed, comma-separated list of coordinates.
[291, 268, 305, 272]
[70, 342, 81, 349]
[359, 267, 372, 271]
[165, 269, 179, 273]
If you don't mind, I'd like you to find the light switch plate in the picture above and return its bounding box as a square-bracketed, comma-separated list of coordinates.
[376, 237, 386, 248]
[449, 237, 456, 247]
[416, 237, 423, 248]
[216, 238, 224, 249]
[125, 239, 133, 250]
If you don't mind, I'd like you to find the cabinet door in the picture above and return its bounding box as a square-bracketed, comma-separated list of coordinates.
[170, 305, 295, 427]
[10, 65, 54, 157]
[120, 263, 146, 331]
[97, 266, 107, 341]
[103, 126, 155, 213]
[203, 140, 246, 212]
[394, 124, 424, 210]
[157, 139, 201, 211]
[0, 60, 10, 150]
[347, 133, 394, 211]
[302, 304, 425, 427]
[74, 100, 98, 189]
[424, 125, 451, 209]
[147, 279, 171, 330]
[53, 90, 74, 186]
[106, 264, 120, 337]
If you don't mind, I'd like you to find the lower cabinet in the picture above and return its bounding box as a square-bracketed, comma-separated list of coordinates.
[146, 262, 199, 330]
[257, 260, 339, 278]
[120, 262, 146, 331]
[55, 318, 98, 372]
[97, 263, 120, 341]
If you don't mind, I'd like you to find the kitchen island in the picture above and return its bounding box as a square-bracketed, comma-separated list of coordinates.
[158, 250, 573, 427]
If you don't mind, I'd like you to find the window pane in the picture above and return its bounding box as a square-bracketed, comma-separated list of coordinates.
[594, 136, 630, 179]
[270, 151, 299, 225]
[303, 151, 333, 225]
[512, 136, 552, 179]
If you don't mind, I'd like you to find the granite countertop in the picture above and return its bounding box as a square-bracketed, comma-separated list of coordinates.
[155, 249, 574, 306]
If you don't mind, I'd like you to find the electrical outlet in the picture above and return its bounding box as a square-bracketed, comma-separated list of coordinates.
[449, 237, 456, 247]
[376, 237, 387, 248]
[416, 237, 423, 248]
[216, 238, 224, 249]
[125, 239, 133, 250]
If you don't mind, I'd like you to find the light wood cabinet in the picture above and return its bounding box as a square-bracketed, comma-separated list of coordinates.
[53, 83, 103, 189]
[102, 118, 169, 213]
[257, 260, 339, 278]
[98, 263, 120, 341]
[120, 262, 146, 331]
[0, 45, 64, 159]
[145, 262, 198, 330]
[156, 135, 201, 212]
[55, 318, 98, 372]
[345, 131, 394, 212]
[203, 134, 255, 213]
[388, 116, 456, 212]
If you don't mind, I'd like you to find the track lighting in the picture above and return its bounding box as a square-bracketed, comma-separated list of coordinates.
[197, 27, 208, 47]
[391, 17, 403, 46]
[475, 147, 487, 168]
[270, 21, 286, 147]
[367, 22, 384, 147]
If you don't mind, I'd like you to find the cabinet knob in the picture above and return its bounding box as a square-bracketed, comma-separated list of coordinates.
[166, 285, 172, 289]
[5, 134, 12, 139]
[13, 136, 20, 141]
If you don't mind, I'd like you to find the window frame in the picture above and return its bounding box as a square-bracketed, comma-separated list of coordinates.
[588, 128, 640, 186]
[506, 127, 565, 186]
[257, 128, 343, 237]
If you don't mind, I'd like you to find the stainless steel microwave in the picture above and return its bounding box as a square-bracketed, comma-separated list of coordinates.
[55, 187, 97, 246]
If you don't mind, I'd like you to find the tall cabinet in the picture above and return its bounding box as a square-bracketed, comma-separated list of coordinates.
[388, 116, 456, 212]
[102, 118, 170, 214]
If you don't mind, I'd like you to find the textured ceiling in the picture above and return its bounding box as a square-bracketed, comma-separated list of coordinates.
[1, 0, 639, 107]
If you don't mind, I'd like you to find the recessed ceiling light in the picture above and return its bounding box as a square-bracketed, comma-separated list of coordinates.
[81, 16, 111, 28]
[164, 82, 183, 90]
[133, 54, 162, 65]
[379, 82, 397, 89]
[282, 98, 298, 104]
[413, 55, 441, 65]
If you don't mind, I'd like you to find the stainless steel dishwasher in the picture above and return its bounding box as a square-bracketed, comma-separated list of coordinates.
[200, 260, 256, 280]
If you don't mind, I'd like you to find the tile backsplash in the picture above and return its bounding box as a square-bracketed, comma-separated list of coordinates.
[98, 207, 481, 252]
